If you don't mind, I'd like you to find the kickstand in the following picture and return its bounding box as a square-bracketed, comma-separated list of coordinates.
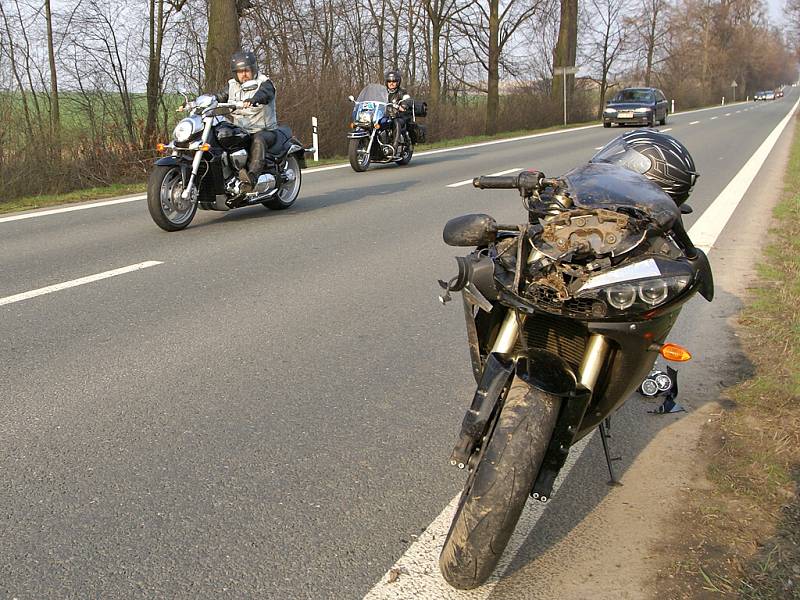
[598, 420, 623, 487]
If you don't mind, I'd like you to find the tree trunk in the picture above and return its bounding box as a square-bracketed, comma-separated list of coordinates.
[144, 0, 163, 146]
[205, 0, 241, 90]
[430, 20, 442, 105]
[552, 0, 578, 105]
[44, 0, 60, 145]
[486, 0, 500, 135]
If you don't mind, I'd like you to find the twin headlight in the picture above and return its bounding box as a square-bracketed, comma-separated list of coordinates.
[575, 258, 694, 314]
[357, 110, 373, 124]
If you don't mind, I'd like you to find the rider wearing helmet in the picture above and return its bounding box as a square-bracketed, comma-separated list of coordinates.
[213, 50, 278, 192]
[590, 129, 698, 205]
[385, 69, 413, 152]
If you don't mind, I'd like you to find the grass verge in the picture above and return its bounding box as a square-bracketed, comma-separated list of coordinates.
[655, 119, 800, 598]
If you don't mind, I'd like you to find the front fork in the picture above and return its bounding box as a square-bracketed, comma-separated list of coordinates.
[180, 119, 213, 200]
[449, 247, 612, 470]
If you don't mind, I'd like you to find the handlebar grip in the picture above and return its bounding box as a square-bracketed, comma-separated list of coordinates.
[472, 175, 520, 189]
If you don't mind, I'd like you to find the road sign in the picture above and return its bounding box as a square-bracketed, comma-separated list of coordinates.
[731, 81, 738, 87]
[555, 66, 579, 75]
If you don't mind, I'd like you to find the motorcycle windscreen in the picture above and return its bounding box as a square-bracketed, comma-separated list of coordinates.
[356, 83, 389, 102]
[560, 162, 680, 232]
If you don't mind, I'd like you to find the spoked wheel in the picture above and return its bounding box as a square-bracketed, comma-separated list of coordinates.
[348, 138, 370, 172]
[395, 143, 414, 165]
[439, 377, 561, 590]
[263, 155, 302, 210]
[147, 165, 197, 231]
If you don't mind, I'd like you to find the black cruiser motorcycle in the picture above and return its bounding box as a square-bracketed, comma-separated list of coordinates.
[346, 83, 426, 172]
[148, 87, 311, 231]
[436, 157, 713, 588]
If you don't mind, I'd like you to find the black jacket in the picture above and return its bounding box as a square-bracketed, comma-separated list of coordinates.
[388, 87, 413, 118]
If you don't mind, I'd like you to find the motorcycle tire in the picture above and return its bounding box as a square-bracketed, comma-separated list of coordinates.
[263, 155, 302, 210]
[147, 164, 197, 232]
[349, 138, 370, 172]
[439, 376, 561, 590]
[395, 144, 413, 166]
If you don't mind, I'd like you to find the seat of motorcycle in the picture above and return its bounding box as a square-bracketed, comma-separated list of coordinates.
[265, 126, 294, 157]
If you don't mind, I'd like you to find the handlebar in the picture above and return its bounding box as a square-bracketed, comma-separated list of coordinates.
[472, 170, 549, 196]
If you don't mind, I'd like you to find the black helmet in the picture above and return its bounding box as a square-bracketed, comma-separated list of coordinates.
[385, 69, 401, 91]
[230, 50, 258, 77]
[590, 129, 698, 205]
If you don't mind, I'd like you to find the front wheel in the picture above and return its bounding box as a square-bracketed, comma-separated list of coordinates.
[263, 155, 302, 210]
[147, 165, 197, 231]
[349, 138, 370, 172]
[439, 377, 561, 590]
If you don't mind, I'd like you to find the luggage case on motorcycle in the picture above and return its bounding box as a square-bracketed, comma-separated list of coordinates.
[412, 100, 428, 118]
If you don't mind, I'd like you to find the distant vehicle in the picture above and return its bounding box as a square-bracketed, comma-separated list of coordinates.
[755, 90, 775, 101]
[603, 87, 669, 128]
[776, 88, 784, 98]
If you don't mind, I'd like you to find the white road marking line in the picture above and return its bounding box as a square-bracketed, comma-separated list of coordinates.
[661, 128, 673, 132]
[725, 113, 732, 116]
[594, 146, 604, 150]
[690, 96, 800, 252]
[364, 434, 594, 600]
[0, 195, 145, 224]
[361, 95, 800, 600]
[0, 261, 163, 307]
[447, 168, 522, 188]
[689, 120, 701, 125]
[711, 116, 719, 120]
[735, 110, 741, 113]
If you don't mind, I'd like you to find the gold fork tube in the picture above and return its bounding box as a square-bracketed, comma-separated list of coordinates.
[578, 334, 611, 391]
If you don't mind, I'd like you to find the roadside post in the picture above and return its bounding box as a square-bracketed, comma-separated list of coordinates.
[731, 80, 738, 103]
[671, 99, 675, 113]
[722, 96, 725, 105]
[311, 116, 320, 162]
[554, 65, 579, 127]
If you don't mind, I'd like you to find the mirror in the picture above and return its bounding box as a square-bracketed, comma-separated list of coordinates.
[241, 80, 259, 92]
[443, 214, 498, 247]
[348, 95, 355, 103]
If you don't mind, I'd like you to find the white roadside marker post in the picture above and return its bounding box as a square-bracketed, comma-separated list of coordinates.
[312, 116, 320, 162]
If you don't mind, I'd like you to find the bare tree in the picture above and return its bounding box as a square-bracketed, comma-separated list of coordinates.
[581, 0, 629, 116]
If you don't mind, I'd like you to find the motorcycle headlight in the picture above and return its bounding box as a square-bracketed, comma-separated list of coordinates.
[358, 110, 373, 124]
[606, 284, 637, 309]
[173, 119, 196, 143]
[575, 259, 693, 315]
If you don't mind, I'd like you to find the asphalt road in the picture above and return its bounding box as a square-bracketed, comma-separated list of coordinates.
[1, 91, 797, 599]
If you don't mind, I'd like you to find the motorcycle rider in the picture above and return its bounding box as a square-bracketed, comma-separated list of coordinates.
[213, 50, 278, 193]
[385, 70, 413, 152]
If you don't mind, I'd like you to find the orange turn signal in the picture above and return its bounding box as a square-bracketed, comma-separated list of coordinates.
[660, 343, 692, 362]
[374, 123, 380, 129]
[156, 143, 166, 152]
[200, 143, 210, 151]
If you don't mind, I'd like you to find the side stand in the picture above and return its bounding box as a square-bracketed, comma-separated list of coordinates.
[598, 419, 622, 487]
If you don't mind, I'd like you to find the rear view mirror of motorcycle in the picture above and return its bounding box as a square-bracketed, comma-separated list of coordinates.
[348, 95, 355, 103]
[680, 204, 693, 214]
[241, 80, 259, 92]
[443, 214, 499, 246]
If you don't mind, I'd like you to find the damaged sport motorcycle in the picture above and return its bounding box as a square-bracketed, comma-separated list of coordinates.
[346, 83, 426, 172]
[148, 88, 310, 231]
[436, 155, 713, 588]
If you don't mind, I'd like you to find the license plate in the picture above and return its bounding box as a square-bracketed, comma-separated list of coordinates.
[619, 111, 634, 119]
